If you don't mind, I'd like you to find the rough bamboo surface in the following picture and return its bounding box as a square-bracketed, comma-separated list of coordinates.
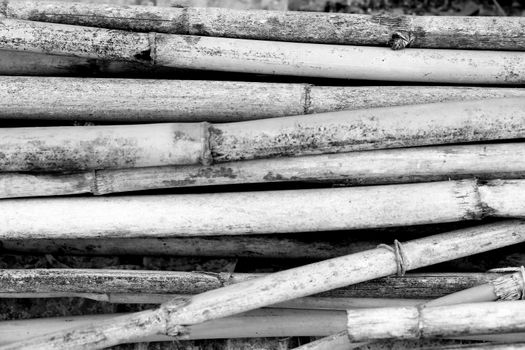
[210, 98, 525, 162]
[0, 269, 502, 299]
[0, 179, 519, 238]
[4, 142, 525, 198]
[4, 221, 525, 349]
[346, 301, 525, 341]
[0, 235, 378, 259]
[3, 1, 525, 50]
[84, 143, 525, 192]
[0, 19, 524, 83]
[3, 77, 525, 122]
[0, 123, 210, 171]
[4, 98, 525, 172]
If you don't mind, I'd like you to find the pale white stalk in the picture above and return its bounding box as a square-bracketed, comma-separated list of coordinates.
[346, 301, 525, 341]
[2, 179, 525, 239]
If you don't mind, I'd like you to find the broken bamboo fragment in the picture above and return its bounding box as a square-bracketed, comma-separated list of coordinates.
[2, 98, 525, 172]
[0, 269, 502, 300]
[346, 301, 525, 341]
[1, 19, 524, 83]
[0, 180, 524, 239]
[3, 221, 524, 349]
[4, 142, 525, 198]
[3, 1, 524, 50]
[4, 77, 525, 122]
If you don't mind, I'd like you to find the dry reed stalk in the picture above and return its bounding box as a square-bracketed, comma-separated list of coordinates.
[4, 142, 525, 198]
[2, 221, 525, 349]
[3, 77, 525, 122]
[1, 179, 525, 239]
[0, 269, 503, 300]
[0, 19, 524, 83]
[3, 1, 524, 50]
[2, 98, 525, 171]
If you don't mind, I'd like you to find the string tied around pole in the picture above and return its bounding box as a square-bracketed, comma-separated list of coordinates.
[389, 31, 415, 50]
[488, 266, 525, 300]
[377, 239, 408, 276]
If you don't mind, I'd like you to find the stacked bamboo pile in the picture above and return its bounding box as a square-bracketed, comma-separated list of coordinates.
[0, 0, 524, 349]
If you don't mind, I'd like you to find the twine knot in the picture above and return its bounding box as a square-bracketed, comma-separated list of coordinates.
[488, 266, 525, 300]
[377, 239, 408, 276]
[389, 31, 415, 50]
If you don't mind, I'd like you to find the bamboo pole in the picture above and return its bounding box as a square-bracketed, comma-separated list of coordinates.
[0, 122, 210, 171]
[0, 236, 378, 259]
[3, 77, 525, 122]
[210, 98, 525, 162]
[0, 50, 172, 77]
[3, 98, 525, 171]
[4, 142, 525, 198]
[5, 311, 519, 346]
[6, 0, 287, 9]
[0, 309, 347, 345]
[1, 179, 525, 239]
[346, 301, 525, 341]
[2, 220, 524, 349]
[3, 1, 524, 50]
[0, 269, 502, 299]
[1, 19, 524, 83]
